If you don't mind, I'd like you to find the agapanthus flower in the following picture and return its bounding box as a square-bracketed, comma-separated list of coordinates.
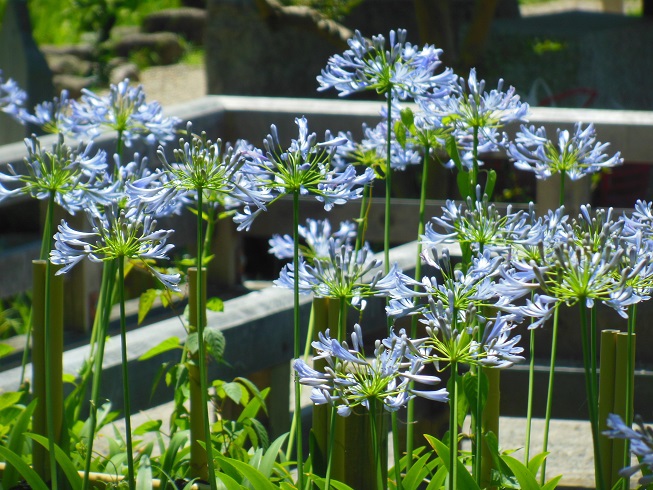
[294, 326, 447, 416]
[158, 123, 271, 231]
[327, 127, 391, 176]
[378, 246, 528, 325]
[275, 240, 382, 306]
[618, 202, 653, 299]
[17, 90, 74, 135]
[71, 78, 179, 145]
[51, 201, 180, 291]
[418, 295, 523, 369]
[362, 117, 422, 172]
[420, 68, 526, 160]
[235, 117, 374, 230]
[605, 414, 653, 486]
[0, 134, 119, 213]
[0, 70, 26, 118]
[395, 103, 451, 155]
[420, 187, 532, 255]
[432, 68, 528, 130]
[117, 153, 191, 217]
[268, 218, 357, 261]
[508, 122, 623, 181]
[317, 29, 454, 100]
[531, 215, 635, 316]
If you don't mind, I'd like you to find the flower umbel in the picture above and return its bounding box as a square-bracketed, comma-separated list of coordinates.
[51, 202, 181, 291]
[236, 117, 374, 230]
[72, 78, 179, 145]
[0, 70, 27, 118]
[0, 134, 117, 213]
[605, 414, 653, 486]
[295, 326, 447, 416]
[317, 29, 454, 100]
[508, 122, 623, 181]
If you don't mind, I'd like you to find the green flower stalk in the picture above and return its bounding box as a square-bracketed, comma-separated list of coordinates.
[51, 202, 180, 489]
[157, 123, 269, 487]
[0, 133, 115, 390]
[241, 117, 372, 485]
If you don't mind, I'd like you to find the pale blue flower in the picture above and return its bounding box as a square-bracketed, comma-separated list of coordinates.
[118, 153, 190, 217]
[17, 90, 74, 135]
[317, 29, 454, 100]
[236, 117, 374, 229]
[159, 123, 271, 231]
[423, 68, 528, 138]
[0, 70, 26, 118]
[0, 134, 118, 214]
[295, 326, 447, 415]
[605, 414, 653, 485]
[362, 118, 422, 171]
[508, 122, 623, 181]
[275, 240, 382, 306]
[420, 188, 533, 255]
[72, 79, 179, 145]
[476, 314, 524, 368]
[268, 218, 357, 261]
[51, 202, 180, 291]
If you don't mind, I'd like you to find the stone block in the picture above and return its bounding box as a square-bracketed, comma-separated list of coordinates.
[111, 31, 185, 66]
[142, 7, 207, 45]
[0, 0, 53, 144]
[205, 0, 340, 97]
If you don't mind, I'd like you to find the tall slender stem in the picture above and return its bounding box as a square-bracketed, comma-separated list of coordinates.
[20, 193, 57, 388]
[540, 305, 560, 485]
[82, 261, 116, 490]
[406, 144, 430, 470]
[195, 186, 217, 489]
[471, 125, 479, 193]
[355, 184, 372, 253]
[559, 170, 566, 207]
[370, 399, 385, 490]
[43, 192, 58, 489]
[580, 304, 605, 490]
[449, 362, 459, 490]
[524, 326, 536, 464]
[287, 190, 304, 488]
[622, 304, 637, 489]
[117, 257, 135, 490]
[384, 95, 392, 278]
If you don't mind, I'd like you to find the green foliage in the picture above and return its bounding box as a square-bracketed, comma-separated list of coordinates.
[0, 445, 49, 490]
[279, 0, 362, 20]
[425, 434, 482, 490]
[212, 379, 271, 460]
[26, 433, 83, 490]
[0, 292, 30, 339]
[0, 0, 181, 46]
[1, 399, 35, 489]
[138, 287, 184, 325]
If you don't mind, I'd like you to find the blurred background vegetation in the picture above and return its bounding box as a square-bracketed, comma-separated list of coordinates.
[6, 0, 642, 47]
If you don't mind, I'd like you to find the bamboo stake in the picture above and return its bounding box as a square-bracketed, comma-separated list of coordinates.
[612, 332, 634, 489]
[188, 267, 209, 482]
[598, 329, 619, 488]
[31, 260, 64, 481]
